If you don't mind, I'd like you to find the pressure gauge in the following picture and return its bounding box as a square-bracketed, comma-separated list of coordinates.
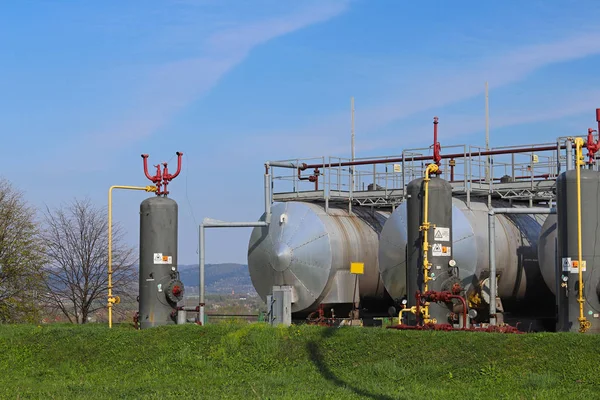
[562, 275, 569, 282]
[448, 259, 457, 267]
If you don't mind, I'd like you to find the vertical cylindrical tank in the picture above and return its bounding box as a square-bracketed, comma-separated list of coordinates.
[381, 197, 553, 321]
[406, 175, 453, 323]
[554, 169, 600, 333]
[139, 196, 185, 329]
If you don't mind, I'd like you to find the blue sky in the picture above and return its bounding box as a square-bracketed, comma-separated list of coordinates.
[2, 0, 600, 265]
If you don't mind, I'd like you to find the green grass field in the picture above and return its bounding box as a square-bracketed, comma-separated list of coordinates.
[1, 322, 599, 399]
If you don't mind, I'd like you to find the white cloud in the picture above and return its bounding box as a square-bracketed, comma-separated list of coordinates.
[53, 1, 350, 171]
[230, 30, 600, 161]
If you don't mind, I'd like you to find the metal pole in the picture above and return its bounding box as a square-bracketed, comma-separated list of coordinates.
[199, 223, 205, 325]
[264, 171, 271, 224]
[107, 185, 157, 328]
[485, 81, 490, 183]
[351, 96, 355, 173]
[488, 211, 496, 326]
[350, 97, 355, 214]
[566, 139, 573, 170]
[199, 217, 269, 326]
[488, 207, 556, 326]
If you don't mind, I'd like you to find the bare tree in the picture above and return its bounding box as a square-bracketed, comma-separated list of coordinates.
[40, 198, 137, 324]
[0, 177, 45, 323]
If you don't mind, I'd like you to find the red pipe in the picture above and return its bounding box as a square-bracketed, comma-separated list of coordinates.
[141, 152, 183, 196]
[432, 117, 441, 167]
[588, 127, 600, 165]
[299, 144, 564, 170]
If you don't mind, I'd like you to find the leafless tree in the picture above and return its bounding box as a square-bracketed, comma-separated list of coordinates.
[40, 198, 137, 324]
[0, 177, 45, 323]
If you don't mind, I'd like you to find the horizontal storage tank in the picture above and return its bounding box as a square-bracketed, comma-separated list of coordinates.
[247, 201, 389, 315]
[379, 197, 552, 310]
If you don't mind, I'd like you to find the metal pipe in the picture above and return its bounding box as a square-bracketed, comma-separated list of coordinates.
[297, 144, 565, 170]
[107, 184, 157, 328]
[488, 212, 496, 326]
[265, 161, 304, 169]
[199, 224, 205, 325]
[566, 139, 573, 170]
[421, 163, 439, 323]
[198, 178, 271, 328]
[574, 138, 591, 333]
[264, 172, 271, 224]
[487, 207, 556, 325]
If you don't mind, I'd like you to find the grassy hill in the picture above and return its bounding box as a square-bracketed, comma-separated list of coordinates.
[1, 323, 599, 399]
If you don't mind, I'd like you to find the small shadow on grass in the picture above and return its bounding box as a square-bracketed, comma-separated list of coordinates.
[306, 328, 398, 400]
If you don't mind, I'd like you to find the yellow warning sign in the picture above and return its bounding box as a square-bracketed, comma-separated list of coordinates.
[350, 262, 364, 275]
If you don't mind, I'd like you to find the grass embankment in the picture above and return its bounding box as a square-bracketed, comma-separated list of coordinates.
[0, 323, 599, 399]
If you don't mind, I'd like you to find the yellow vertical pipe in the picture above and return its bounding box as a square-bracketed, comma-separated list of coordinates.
[107, 185, 157, 328]
[573, 139, 590, 333]
[421, 163, 439, 323]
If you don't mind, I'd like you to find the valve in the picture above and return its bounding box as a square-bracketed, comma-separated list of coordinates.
[141, 152, 183, 196]
[165, 279, 185, 303]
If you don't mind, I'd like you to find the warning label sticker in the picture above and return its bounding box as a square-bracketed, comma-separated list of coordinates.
[562, 257, 571, 272]
[570, 260, 587, 274]
[432, 244, 451, 257]
[434, 227, 450, 242]
[154, 253, 173, 265]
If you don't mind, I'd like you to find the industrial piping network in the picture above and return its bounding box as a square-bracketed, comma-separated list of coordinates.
[197, 167, 272, 325]
[398, 162, 441, 324]
[107, 184, 157, 328]
[487, 207, 556, 326]
[486, 136, 589, 332]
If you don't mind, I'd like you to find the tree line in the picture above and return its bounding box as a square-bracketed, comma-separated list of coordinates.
[0, 177, 137, 324]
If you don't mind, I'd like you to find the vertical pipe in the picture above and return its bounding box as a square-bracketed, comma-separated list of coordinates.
[372, 164, 376, 190]
[199, 224, 205, 325]
[467, 147, 471, 207]
[402, 152, 406, 192]
[511, 153, 515, 180]
[351, 96, 355, 187]
[556, 141, 561, 177]
[108, 187, 113, 329]
[264, 171, 271, 224]
[485, 81, 490, 183]
[488, 211, 496, 326]
[566, 139, 573, 170]
[574, 138, 590, 332]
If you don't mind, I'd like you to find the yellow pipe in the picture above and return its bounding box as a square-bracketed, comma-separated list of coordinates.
[573, 139, 591, 333]
[398, 306, 417, 324]
[420, 163, 439, 324]
[108, 185, 157, 328]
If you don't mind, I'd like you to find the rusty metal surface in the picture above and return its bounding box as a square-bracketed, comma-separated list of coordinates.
[247, 201, 389, 313]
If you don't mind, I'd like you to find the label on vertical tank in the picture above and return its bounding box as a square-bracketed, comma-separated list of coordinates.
[432, 244, 451, 256]
[434, 227, 450, 242]
[562, 257, 572, 272]
[153, 253, 173, 264]
[570, 260, 586, 274]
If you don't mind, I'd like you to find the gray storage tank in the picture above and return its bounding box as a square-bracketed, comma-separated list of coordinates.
[380, 197, 552, 320]
[247, 201, 390, 316]
[538, 169, 600, 333]
[405, 175, 453, 324]
[138, 196, 185, 329]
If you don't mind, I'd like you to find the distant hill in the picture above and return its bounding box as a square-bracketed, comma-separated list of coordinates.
[177, 263, 257, 295]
